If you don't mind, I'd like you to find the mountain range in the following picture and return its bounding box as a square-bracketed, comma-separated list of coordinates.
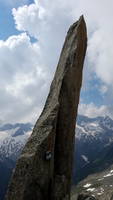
[74, 115, 113, 184]
[0, 122, 33, 200]
[1, 115, 113, 199]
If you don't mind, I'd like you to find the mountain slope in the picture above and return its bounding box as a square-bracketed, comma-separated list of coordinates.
[0, 158, 15, 200]
[0, 123, 32, 160]
[72, 165, 113, 200]
[1, 116, 113, 199]
[0, 123, 32, 200]
[73, 115, 113, 184]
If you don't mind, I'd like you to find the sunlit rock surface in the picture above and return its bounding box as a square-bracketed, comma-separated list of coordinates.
[5, 16, 87, 200]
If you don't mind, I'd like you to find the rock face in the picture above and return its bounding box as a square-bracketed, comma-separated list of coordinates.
[77, 194, 97, 200]
[5, 16, 87, 200]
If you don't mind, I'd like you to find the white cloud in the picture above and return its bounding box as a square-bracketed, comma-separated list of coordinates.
[0, 0, 113, 123]
[88, 28, 113, 85]
[0, 33, 40, 86]
[12, 0, 76, 75]
[12, 0, 113, 87]
[78, 103, 113, 120]
[0, 33, 49, 123]
[78, 103, 109, 118]
[12, 4, 46, 39]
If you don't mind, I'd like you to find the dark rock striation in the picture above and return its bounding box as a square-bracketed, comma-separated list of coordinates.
[5, 16, 87, 200]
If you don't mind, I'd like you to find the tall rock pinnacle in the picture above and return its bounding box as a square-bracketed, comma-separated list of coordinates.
[5, 16, 87, 200]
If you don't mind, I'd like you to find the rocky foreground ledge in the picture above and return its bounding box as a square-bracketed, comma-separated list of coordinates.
[5, 16, 87, 200]
[71, 165, 113, 200]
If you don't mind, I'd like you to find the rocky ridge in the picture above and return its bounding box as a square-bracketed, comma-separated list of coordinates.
[72, 165, 113, 200]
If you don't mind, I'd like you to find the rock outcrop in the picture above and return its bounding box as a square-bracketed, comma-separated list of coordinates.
[77, 194, 98, 200]
[72, 164, 113, 200]
[5, 16, 87, 200]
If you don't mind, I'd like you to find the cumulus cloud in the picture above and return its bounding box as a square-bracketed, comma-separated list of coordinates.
[12, 4, 46, 38]
[12, 0, 76, 74]
[1, 0, 113, 123]
[78, 103, 113, 120]
[12, 0, 113, 86]
[78, 103, 109, 118]
[0, 32, 49, 123]
[0, 33, 39, 79]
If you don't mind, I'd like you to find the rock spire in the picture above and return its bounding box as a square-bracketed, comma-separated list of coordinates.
[5, 16, 87, 200]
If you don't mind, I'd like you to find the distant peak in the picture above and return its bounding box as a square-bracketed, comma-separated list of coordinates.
[104, 115, 111, 120]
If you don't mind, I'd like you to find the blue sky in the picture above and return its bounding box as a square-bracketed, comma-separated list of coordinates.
[0, 0, 113, 123]
[81, 76, 104, 106]
[0, 0, 33, 39]
[0, 3, 17, 39]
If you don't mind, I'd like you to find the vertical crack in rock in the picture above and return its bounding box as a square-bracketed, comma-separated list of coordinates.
[5, 16, 87, 200]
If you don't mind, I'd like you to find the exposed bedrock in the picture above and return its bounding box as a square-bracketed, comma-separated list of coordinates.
[5, 16, 87, 200]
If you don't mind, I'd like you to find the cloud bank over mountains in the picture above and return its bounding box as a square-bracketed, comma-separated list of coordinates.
[0, 0, 113, 123]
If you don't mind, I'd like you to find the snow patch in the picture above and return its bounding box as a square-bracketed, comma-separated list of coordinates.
[81, 155, 89, 163]
[103, 172, 113, 178]
[97, 192, 103, 196]
[98, 178, 104, 181]
[83, 183, 92, 188]
[87, 188, 95, 192]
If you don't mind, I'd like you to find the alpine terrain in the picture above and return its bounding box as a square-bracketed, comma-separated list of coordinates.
[0, 123, 32, 200]
[74, 115, 113, 184]
[1, 115, 113, 199]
